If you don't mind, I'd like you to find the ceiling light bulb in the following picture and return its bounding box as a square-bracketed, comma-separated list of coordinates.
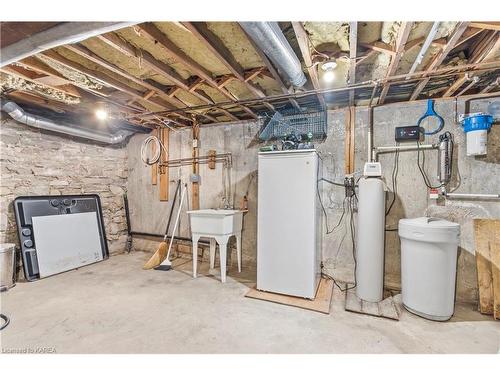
[95, 109, 108, 121]
[321, 60, 338, 71]
[322, 69, 336, 83]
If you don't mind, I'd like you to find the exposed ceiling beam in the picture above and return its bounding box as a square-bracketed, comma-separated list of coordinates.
[480, 77, 499, 93]
[443, 30, 499, 97]
[137, 23, 257, 119]
[291, 22, 326, 108]
[409, 22, 470, 100]
[1, 66, 82, 103]
[456, 27, 485, 47]
[182, 22, 276, 113]
[469, 22, 500, 31]
[378, 22, 414, 104]
[359, 41, 396, 56]
[349, 22, 358, 106]
[38, 49, 195, 123]
[356, 50, 377, 65]
[181, 22, 245, 81]
[0, 22, 135, 67]
[96, 32, 213, 106]
[63, 43, 187, 109]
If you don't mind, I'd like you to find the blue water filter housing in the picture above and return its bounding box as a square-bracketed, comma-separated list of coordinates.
[461, 113, 494, 156]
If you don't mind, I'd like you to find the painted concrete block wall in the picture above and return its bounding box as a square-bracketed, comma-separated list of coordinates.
[0, 118, 129, 263]
[127, 97, 499, 302]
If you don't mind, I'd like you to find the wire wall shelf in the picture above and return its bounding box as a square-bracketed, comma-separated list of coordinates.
[259, 108, 327, 141]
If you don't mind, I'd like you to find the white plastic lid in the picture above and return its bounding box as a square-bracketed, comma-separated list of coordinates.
[0, 243, 16, 253]
[399, 217, 460, 243]
[399, 217, 459, 229]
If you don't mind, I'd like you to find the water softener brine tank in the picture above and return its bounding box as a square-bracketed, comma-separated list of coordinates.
[356, 176, 385, 302]
[399, 217, 460, 321]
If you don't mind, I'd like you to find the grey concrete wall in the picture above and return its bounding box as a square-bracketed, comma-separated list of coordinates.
[0, 118, 129, 260]
[127, 97, 500, 302]
[126, 120, 261, 260]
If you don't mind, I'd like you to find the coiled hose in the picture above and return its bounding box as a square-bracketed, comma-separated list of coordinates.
[140, 135, 168, 165]
[0, 313, 10, 330]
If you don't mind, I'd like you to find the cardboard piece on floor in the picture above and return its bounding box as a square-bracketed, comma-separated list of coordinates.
[345, 286, 400, 321]
[245, 278, 334, 314]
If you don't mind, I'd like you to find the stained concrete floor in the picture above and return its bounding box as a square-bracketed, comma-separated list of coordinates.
[1, 252, 499, 354]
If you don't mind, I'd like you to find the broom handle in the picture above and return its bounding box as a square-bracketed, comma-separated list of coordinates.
[164, 180, 181, 240]
[165, 184, 187, 262]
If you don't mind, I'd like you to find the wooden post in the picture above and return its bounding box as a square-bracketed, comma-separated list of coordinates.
[474, 219, 500, 319]
[159, 127, 169, 201]
[151, 128, 158, 185]
[345, 107, 356, 174]
[192, 122, 200, 210]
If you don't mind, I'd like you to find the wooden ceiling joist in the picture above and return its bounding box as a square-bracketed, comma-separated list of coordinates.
[181, 22, 245, 81]
[183, 22, 276, 113]
[469, 22, 500, 31]
[15, 57, 110, 98]
[38, 49, 194, 123]
[136, 23, 258, 119]
[1, 66, 81, 102]
[63, 43, 189, 109]
[480, 77, 499, 93]
[359, 41, 396, 56]
[409, 22, 470, 100]
[291, 22, 327, 108]
[443, 30, 499, 97]
[96, 32, 214, 106]
[378, 22, 413, 104]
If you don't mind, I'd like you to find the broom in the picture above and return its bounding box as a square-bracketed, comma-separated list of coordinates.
[154, 183, 187, 271]
[143, 180, 181, 270]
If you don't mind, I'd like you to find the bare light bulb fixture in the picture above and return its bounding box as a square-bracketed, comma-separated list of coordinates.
[321, 60, 338, 83]
[95, 108, 108, 121]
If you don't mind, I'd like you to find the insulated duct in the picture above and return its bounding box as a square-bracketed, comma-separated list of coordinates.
[1, 101, 132, 144]
[240, 22, 307, 87]
[1, 22, 136, 67]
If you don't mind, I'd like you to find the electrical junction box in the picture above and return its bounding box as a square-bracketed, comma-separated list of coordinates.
[395, 126, 422, 142]
[363, 162, 382, 177]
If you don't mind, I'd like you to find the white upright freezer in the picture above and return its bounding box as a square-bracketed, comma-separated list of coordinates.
[257, 149, 322, 299]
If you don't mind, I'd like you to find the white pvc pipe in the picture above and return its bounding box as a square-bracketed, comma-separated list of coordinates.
[445, 192, 500, 199]
[407, 22, 440, 79]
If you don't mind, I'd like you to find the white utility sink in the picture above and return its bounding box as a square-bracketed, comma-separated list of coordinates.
[187, 209, 243, 236]
[188, 209, 244, 283]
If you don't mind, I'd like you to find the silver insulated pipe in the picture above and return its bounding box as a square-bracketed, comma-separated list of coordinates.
[1, 101, 131, 144]
[240, 22, 307, 87]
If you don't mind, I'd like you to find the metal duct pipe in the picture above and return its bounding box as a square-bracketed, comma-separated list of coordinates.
[240, 22, 307, 87]
[1, 101, 132, 144]
[1, 22, 136, 67]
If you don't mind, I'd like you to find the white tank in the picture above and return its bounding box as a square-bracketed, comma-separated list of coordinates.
[399, 217, 460, 321]
[356, 177, 386, 302]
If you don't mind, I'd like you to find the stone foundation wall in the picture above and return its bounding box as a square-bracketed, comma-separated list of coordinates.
[0, 117, 129, 262]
